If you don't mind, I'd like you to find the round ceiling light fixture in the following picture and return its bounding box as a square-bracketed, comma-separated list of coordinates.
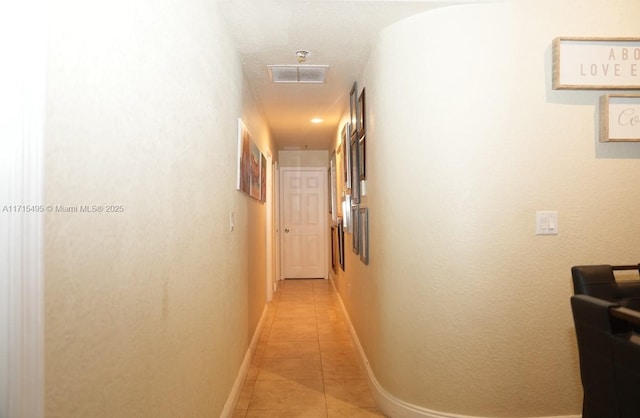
[310, 118, 323, 124]
[295, 50, 310, 63]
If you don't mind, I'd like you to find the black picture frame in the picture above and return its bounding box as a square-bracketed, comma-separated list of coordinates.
[350, 82, 358, 132]
[351, 205, 359, 255]
[350, 134, 360, 204]
[342, 194, 352, 233]
[358, 135, 366, 181]
[338, 219, 345, 271]
[357, 87, 366, 138]
[330, 152, 338, 224]
[359, 208, 369, 265]
[342, 123, 351, 190]
[331, 225, 338, 273]
[357, 88, 366, 180]
[236, 118, 251, 195]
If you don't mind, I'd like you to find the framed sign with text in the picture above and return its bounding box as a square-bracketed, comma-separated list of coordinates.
[599, 94, 640, 142]
[553, 37, 640, 90]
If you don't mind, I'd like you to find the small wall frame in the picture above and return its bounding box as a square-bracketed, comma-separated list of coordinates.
[552, 37, 640, 90]
[342, 123, 352, 190]
[331, 225, 338, 273]
[350, 135, 360, 204]
[359, 207, 368, 265]
[599, 94, 640, 142]
[330, 152, 338, 224]
[338, 219, 345, 272]
[342, 194, 352, 233]
[351, 205, 359, 255]
[350, 82, 359, 134]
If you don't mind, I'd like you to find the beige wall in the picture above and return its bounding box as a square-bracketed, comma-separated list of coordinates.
[336, 0, 640, 416]
[242, 81, 272, 344]
[44, 0, 272, 416]
[279, 150, 329, 167]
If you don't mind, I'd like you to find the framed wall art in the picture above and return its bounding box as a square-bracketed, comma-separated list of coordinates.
[260, 153, 267, 202]
[359, 207, 368, 265]
[358, 135, 366, 181]
[236, 118, 252, 195]
[357, 87, 367, 180]
[553, 37, 640, 90]
[351, 205, 359, 255]
[330, 152, 338, 224]
[338, 219, 345, 272]
[357, 87, 366, 138]
[342, 194, 352, 233]
[249, 142, 262, 200]
[342, 123, 352, 190]
[331, 225, 338, 273]
[350, 135, 360, 204]
[236, 118, 266, 202]
[599, 94, 640, 142]
[350, 82, 358, 132]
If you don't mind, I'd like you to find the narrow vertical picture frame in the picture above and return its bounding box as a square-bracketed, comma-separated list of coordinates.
[359, 207, 369, 265]
[336, 143, 344, 217]
[357, 87, 366, 180]
[330, 152, 338, 224]
[331, 225, 338, 273]
[249, 142, 262, 200]
[338, 218, 345, 272]
[351, 205, 359, 255]
[342, 123, 351, 190]
[350, 82, 358, 133]
[342, 194, 352, 233]
[358, 135, 366, 181]
[357, 87, 366, 138]
[350, 134, 360, 204]
[260, 153, 267, 202]
[236, 118, 251, 196]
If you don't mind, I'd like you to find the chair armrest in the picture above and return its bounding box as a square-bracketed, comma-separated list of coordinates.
[610, 306, 640, 327]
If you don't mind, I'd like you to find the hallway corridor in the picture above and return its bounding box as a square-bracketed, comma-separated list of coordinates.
[233, 279, 386, 417]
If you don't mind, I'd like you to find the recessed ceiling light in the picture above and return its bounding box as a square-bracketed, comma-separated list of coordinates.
[310, 118, 324, 124]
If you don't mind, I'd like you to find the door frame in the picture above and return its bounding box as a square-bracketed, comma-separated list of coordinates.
[278, 167, 328, 281]
[273, 162, 281, 291]
[265, 155, 276, 301]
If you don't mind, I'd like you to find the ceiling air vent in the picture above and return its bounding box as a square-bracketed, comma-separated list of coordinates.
[267, 65, 329, 84]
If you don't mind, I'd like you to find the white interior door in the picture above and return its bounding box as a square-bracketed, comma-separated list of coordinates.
[280, 168, 327, 279]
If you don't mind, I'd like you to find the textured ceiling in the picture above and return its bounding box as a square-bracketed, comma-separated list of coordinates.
[218, 0, 454, 150]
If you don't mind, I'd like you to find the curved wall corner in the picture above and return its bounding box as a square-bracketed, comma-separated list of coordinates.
[343, 0, 640, 416]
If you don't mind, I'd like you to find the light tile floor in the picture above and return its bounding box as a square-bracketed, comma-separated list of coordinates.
[234, 279, 388, 418]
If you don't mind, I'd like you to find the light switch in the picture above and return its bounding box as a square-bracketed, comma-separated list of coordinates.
[536, 211, 558, 235]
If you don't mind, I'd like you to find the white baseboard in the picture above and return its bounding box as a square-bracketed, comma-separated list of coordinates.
[220, 304, 268, 418]
[329, 279, 580, 418]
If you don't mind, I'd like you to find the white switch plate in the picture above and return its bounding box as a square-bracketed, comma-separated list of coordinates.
[536, 211, 558, 235]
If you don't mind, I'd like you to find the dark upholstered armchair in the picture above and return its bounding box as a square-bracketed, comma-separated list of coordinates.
[571, 295, 625, 418]
[571, 264, 640, 310]
[571, 291, 640, 417]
